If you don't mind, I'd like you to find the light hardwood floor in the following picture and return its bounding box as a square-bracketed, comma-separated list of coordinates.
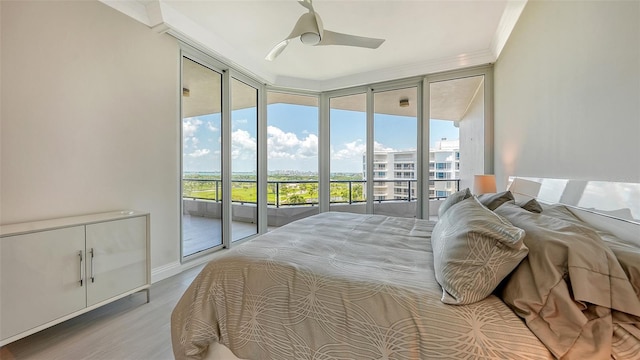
[0, 264, 206, 360]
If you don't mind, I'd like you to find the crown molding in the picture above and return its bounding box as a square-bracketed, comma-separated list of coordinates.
[100, 0, 151, 26]
[308, 49, 496, 92]
[149, 0, 276, 85]
[490, 0, 528, 59]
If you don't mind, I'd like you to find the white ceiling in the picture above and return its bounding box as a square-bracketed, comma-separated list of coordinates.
[102, 0, 526, 92]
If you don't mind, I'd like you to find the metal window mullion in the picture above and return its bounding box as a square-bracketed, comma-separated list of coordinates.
[257, 82, 268, 234]
[365, 88, 374, 214]
[420, 77, 430, 219]
[221, 70, 232, 249]
[483, 67, 494, 175]
[415, 81, 426, 219]
[318, 93, 330, 213]
[179, 51, 186, 260]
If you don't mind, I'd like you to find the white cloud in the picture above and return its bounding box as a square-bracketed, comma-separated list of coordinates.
[331, 140, 394, 160]
[332, 139, 365, 160]
[267, 126, 318, 160]
[188, 149, 210, 157]
[183, 118, 202, 138]
[207, 122, 219, 132]
[298, 134, 318, 157]
[374, 141, 394, 152]
[232, 129, 256, 160]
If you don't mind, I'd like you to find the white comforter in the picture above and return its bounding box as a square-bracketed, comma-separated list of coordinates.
[171, 212, 552, 359]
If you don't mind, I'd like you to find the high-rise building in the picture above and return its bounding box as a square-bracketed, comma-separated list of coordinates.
[429, 139, 460, 199]
[363, 139, 459, 201]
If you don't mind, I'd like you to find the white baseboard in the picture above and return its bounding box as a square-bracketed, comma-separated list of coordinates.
[151, 261, 182, 283]
[151, 251, 223, 283]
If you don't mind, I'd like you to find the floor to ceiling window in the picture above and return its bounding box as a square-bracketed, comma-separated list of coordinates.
[180, 50, 265, 259]
[266, 92, 319, 226]
[181, 56, 224, 257]
[329, 92, 367, 213]
[372, 86, 419, 218]
[230, 77, 259, 242]
[428, 74, 486, 198]
[179, 51, 491, 258]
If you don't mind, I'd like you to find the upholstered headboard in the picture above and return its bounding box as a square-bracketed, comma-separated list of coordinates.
[507, 177, 640, 245]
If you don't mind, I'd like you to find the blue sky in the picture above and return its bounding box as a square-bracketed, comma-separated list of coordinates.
[182, 104, 458, 173]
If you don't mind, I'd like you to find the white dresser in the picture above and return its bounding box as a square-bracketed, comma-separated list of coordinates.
[0, 211, 150, 346]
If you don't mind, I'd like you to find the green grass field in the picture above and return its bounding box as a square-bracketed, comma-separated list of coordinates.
[182, 178, 364, 205]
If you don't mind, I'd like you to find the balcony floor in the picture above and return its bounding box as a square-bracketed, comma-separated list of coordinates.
[182, 214, 261, 257]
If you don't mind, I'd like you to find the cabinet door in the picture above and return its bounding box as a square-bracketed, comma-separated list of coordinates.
[85, 216, 147, 306]
[1, 226, 86, 341]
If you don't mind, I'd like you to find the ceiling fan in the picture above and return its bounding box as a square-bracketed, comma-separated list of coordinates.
[265, 0, 385, 61]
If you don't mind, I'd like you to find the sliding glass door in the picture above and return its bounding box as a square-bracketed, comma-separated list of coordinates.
[230, 77, 259, 242]
[425, 67, 493, 217]
[181, 52, 265, 259]
[181, 57, 223, 257]
[372, 86, 418, 218]
[428, 74, 486, 196]
[266, 92, 319, 225]
[329, 92, 367, 212]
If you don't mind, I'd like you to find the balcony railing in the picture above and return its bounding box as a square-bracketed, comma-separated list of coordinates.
[183, 178, 460, 208]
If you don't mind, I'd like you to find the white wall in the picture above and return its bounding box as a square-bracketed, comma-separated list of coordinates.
[1, 1, 181, 272]
[494, 0, 640, 190]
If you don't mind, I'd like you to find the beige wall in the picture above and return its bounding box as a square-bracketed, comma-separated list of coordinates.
[494, 0, 640, 190]
[1, 1, 180, 272]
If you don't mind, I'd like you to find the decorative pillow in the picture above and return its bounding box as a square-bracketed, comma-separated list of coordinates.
[431, 196, 528, 305]
[477, 190, 515, 210]
[516, 198, 543, 213]
[437, 187, 471, 217]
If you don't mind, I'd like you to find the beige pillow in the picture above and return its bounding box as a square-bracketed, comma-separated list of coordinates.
[432, 196, 528, 305]
[437, 187, 471, 217]
[477, 190, 514, 210]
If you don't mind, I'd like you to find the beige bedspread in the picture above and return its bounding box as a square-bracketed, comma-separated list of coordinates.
[171, 212, 552, 360]
[496, 203, 640, 359]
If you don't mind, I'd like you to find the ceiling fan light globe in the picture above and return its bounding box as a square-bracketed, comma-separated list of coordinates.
[300, 32, 321, 45]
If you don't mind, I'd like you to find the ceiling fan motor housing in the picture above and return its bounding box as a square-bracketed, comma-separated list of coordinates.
[300, 32, 321, 45]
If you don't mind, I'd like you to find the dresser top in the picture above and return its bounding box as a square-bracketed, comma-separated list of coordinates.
[1, 210, 148, 237]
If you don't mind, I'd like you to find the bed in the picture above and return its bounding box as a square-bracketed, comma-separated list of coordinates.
[171, 177, 640, 360]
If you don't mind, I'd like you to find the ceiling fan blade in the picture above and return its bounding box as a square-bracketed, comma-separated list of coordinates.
[265, 39, 290, 61]
[267, 2, 384, 60]
[266, 11, 319, 61]
[297, 0, 314, 12]
[287, 12, 319, 40]
[319, 30, 385, 49]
